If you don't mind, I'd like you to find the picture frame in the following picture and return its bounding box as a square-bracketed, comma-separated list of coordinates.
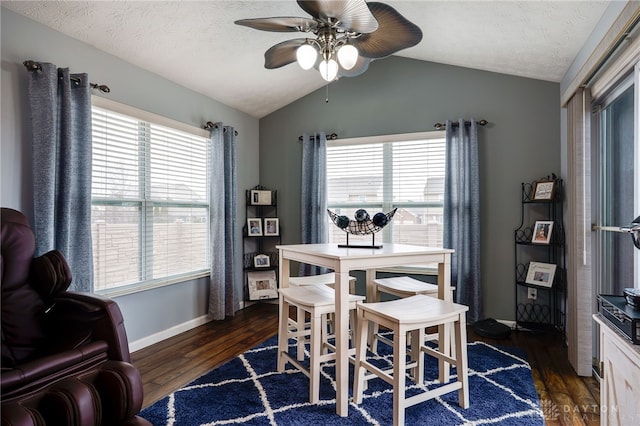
[247, 270, 277, 300]
[253, 254, 270, 268]
[525, 261, 557, 288]
[250, 190, 272, 206]
[247, 218, 263, 236]
[531, 220, 554, 244]
[264, 218, 279, 236]
[532, 180, 555, 201]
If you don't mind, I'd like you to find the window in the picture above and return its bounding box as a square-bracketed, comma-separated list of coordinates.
[91, 98, 211, 295]
[326, 132, 446, 247]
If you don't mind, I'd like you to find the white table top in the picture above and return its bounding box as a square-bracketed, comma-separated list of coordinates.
[277, 244, 453, 271]
[277, 243, 453, 259]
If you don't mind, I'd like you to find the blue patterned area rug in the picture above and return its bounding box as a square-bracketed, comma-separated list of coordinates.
[140, 335, 544, 425]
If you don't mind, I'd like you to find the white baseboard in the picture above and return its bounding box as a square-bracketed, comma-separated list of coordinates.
[129, 315, 211, 353]
[128, 315, 518, 353]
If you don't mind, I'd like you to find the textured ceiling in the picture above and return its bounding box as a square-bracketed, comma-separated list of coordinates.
[3, 1, 611, 118]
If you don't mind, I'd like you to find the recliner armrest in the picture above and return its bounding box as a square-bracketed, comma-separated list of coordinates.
[1, 340, 109, 396]
[51, 292, 132, 362]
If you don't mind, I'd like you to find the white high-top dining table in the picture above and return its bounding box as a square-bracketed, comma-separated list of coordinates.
[277, 243, 454, 417]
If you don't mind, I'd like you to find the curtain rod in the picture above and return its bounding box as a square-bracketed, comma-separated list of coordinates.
[433, 119, 488, 130]
[23, 60, 111, 93]
[298, 132, 338, 141]
[203, 121, 238, 136]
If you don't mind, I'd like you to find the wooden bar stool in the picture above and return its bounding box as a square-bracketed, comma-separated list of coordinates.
[372, 276, 443, 348]
[369, 276, 456, 364]
[289, 272, 356, 293]
[288, 273, 357, 359]
[370, 277, 457, 376]
[370, 276, 455, 353]
[353, 294, 469, 426]
[277, 284, 364, 403]
[374, 276, 443, 298]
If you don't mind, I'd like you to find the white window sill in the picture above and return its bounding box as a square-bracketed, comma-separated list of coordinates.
[95, 270, 211, 298]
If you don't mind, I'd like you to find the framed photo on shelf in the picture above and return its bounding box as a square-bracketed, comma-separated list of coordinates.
[264, 218, 279, 236]
[253, 254, 270, 268]
[247, 270, 277, 300]
[525, 261, 557, 287]
[532, 180, 555, 201]
[247, 218, 263, 236]
[250, 190, 272, 206]
[531, 220, 554, 244]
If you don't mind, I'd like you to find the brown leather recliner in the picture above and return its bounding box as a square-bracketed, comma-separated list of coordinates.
[1, 208, 150, 425]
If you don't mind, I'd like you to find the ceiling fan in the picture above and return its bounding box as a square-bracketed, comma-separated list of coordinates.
[235, 0, 423, 82]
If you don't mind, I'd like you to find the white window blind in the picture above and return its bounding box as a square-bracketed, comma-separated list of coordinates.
[327, 133, 445, 247]
[91, 103, 210, 294]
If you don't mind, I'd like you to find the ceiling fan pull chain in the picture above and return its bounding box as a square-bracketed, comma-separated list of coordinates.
[325, 82, 330, 103]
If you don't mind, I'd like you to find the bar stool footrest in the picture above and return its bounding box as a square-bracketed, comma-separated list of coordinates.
[405, 382, 463, 408]
[421, 345, 456, 364]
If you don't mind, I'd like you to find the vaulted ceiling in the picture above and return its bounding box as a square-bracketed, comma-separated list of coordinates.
[3, 1, 611, 118]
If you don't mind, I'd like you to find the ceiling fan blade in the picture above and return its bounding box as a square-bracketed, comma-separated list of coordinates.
[353, 2, 423, 58]
[337, 56, 372, 78]
[297, 0, 378, 33]
[235, 17, 317, 32]
[264, 39, 307, 69]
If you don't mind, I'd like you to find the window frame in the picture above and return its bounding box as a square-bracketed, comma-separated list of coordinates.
[326, 130, 446, 247]
[91, 96, 211, 297]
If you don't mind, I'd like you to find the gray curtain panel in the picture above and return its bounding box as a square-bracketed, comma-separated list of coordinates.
[299, 132, 328, 276]
[26, 63, 93, 292]
[208, 124, 241, 320]
[443, 119, 482, 323]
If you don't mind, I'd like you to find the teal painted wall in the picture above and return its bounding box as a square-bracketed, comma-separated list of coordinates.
[259, 56, 561, 321]
[1, 8, 260, 344]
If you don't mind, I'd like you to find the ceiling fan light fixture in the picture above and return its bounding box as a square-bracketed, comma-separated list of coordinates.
[296, 43, 318, 70]
[337, 43, 358, 70]
[236, 0, 423, 83]
[319, 58, 338, 81]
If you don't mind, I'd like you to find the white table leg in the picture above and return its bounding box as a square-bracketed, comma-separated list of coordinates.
[279, 254, 290, 288]
[438, 256, 452, 382]
[335, 269, 350, 416]
[365, 269, 377, 350]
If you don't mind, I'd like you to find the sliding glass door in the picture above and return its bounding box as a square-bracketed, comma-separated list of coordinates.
[593, 72, 638, 296]
[591, 63, 639, 377]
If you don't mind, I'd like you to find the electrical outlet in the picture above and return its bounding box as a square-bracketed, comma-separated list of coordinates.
[527, 288, 537, 300]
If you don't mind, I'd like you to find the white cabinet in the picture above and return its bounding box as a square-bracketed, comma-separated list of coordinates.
[594, 314, 640, 425]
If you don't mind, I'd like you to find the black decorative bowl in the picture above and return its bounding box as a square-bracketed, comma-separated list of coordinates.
[327, 208, 397, 236]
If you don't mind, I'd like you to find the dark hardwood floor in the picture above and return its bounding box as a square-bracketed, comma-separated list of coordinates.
[131, 302, 600, 425]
